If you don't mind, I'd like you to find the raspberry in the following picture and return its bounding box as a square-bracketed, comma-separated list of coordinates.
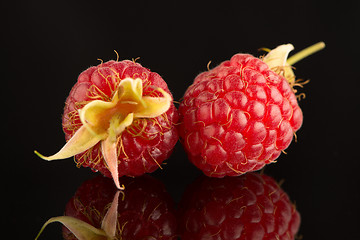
[36, 175, 178, 240]
[35, 59, 178, 189]
[178, 173, 301, 240]
[179, 43, 324, 177]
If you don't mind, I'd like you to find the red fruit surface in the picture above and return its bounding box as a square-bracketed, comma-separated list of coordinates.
[178, 54, 302, 177]
[63, 175, 178, 240]
[178, 173, 301, 240]
[62, 60, 178, 178]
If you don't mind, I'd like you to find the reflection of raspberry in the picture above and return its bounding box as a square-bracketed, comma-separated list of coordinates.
[179, 51, 302, 177]
[63, 175, 178, 240]
[179, 173, 301, 240]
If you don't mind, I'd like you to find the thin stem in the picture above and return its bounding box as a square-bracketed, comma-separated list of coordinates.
[287, 42, 325, 65]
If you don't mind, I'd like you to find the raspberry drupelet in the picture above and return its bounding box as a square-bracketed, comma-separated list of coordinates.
[36, 58, 179, 189]
[179, 43, 325, 177]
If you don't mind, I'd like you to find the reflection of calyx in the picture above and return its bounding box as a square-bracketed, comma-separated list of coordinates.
[35, 175, 177, 240]
[36, 191, 120, 240]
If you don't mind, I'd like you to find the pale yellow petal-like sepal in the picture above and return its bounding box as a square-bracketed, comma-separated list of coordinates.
[34, 125, 104, 161]
[100, 113, 134, 190]
[262, 44, 295, 84]
[262, 43, 294, 68]
[262, 42, 325, 86]
[135, 88, 172, 119]
[108, 113, 134, 142]
[35, 216, 108, 240]
[79, 99, 117, 136]
[116, 78, 145, 106]
[101, 138, 122, 190]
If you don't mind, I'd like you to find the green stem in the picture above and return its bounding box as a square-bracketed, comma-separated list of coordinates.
[287, 42, 325, 65]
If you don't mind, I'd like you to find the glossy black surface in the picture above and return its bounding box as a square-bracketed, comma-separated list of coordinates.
[4, 0, 360, 239]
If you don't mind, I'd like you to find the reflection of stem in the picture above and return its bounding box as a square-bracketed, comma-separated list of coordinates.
[287, 42, 325, 66]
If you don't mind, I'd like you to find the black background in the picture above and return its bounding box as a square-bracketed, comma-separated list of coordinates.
[4, 0, 360, 239]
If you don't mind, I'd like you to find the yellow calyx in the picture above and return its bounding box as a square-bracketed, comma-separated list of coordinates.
[262, 42, 325, 86]
[35, 78, 172, 189]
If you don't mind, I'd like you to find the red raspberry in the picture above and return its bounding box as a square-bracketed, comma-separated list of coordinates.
[179, 43, 324, 177]
[36, 59, 178, 189]
[36, 175, 178, 240]
[178, 173, 301, 240]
